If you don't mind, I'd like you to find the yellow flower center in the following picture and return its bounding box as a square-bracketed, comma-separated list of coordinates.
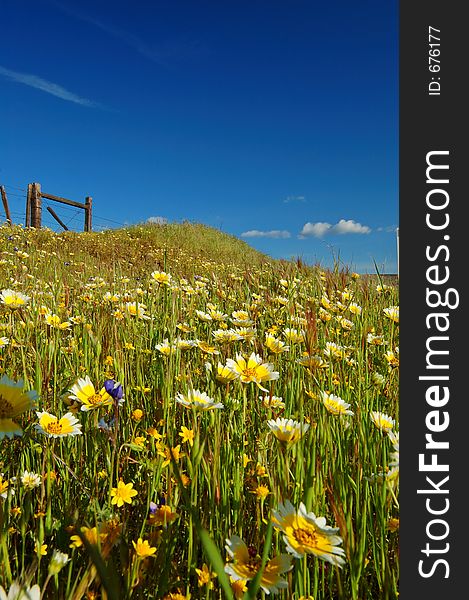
[325, 399, 346, 414]
[242, 367, 258, 379]
[294, 527, 317, 547]
[246, 556, 262, 573]
[45, 420, 63, 435]
[47, 315, 61, 326]
[6, 297, 24, 306]
[198, 342, 216, 353]
[0, 396, 14, 418]
[88, 394, 103, 405]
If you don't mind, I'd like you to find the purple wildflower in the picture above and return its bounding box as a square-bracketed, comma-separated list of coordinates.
[104, 379, 124, 403]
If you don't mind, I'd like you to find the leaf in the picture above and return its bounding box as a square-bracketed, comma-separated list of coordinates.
[199, 528, 234, 600]
[78, 535, 122, 600]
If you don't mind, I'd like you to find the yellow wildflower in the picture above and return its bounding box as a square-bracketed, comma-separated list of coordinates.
[110, 481, 138, 508]
[132, 538, 157, 558]
[195, 563, 216, 588]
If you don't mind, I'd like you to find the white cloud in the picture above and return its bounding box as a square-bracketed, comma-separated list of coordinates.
[299, 219, 371, 238]
[333, 219, 371, 235]
[241, 229, 291, 239]
[147, 216, 168, 225]
[299, 222, 332, 238]
[0, 65, 100, 107]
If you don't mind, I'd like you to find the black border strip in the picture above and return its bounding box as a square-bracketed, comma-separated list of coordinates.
[400, 2, 466, 596]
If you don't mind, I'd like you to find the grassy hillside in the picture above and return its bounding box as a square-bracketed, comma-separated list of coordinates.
[9, 221, 276, 279]
[1, 220, 396, 285]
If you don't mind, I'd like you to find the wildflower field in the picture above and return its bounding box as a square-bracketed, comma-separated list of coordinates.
[0, 222, 399, 599]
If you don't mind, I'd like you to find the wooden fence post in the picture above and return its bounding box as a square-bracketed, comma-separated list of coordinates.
[46, 206, 69, 231]
[84, 196, 92, 232]
[30, 183, 42, 228]
[25, 184, 32, 227]
[0, 186, 12, 225]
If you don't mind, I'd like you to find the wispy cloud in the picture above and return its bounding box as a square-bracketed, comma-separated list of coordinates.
[241, 229, 291, 239]
[299, 219, 371, 238]
[377, 225, 398, 233]
[49, 0, 205, 68]
[283, 195, 306, 204]
[0, 64, 100, 107]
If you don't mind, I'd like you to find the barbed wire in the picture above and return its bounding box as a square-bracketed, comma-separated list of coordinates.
[0, 182, 27, 192]
[92, 215, 125, 226]
[1, 191, 25, 199]
[63, 209, 83, 228]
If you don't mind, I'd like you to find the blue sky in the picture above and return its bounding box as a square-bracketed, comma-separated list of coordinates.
[1, 0, 398, 273]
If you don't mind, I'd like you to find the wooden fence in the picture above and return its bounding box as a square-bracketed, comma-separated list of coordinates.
[24, 182, 92, 231]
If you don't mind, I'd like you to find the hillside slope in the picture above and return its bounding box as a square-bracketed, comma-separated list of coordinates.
[0, 221, 283, 282]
